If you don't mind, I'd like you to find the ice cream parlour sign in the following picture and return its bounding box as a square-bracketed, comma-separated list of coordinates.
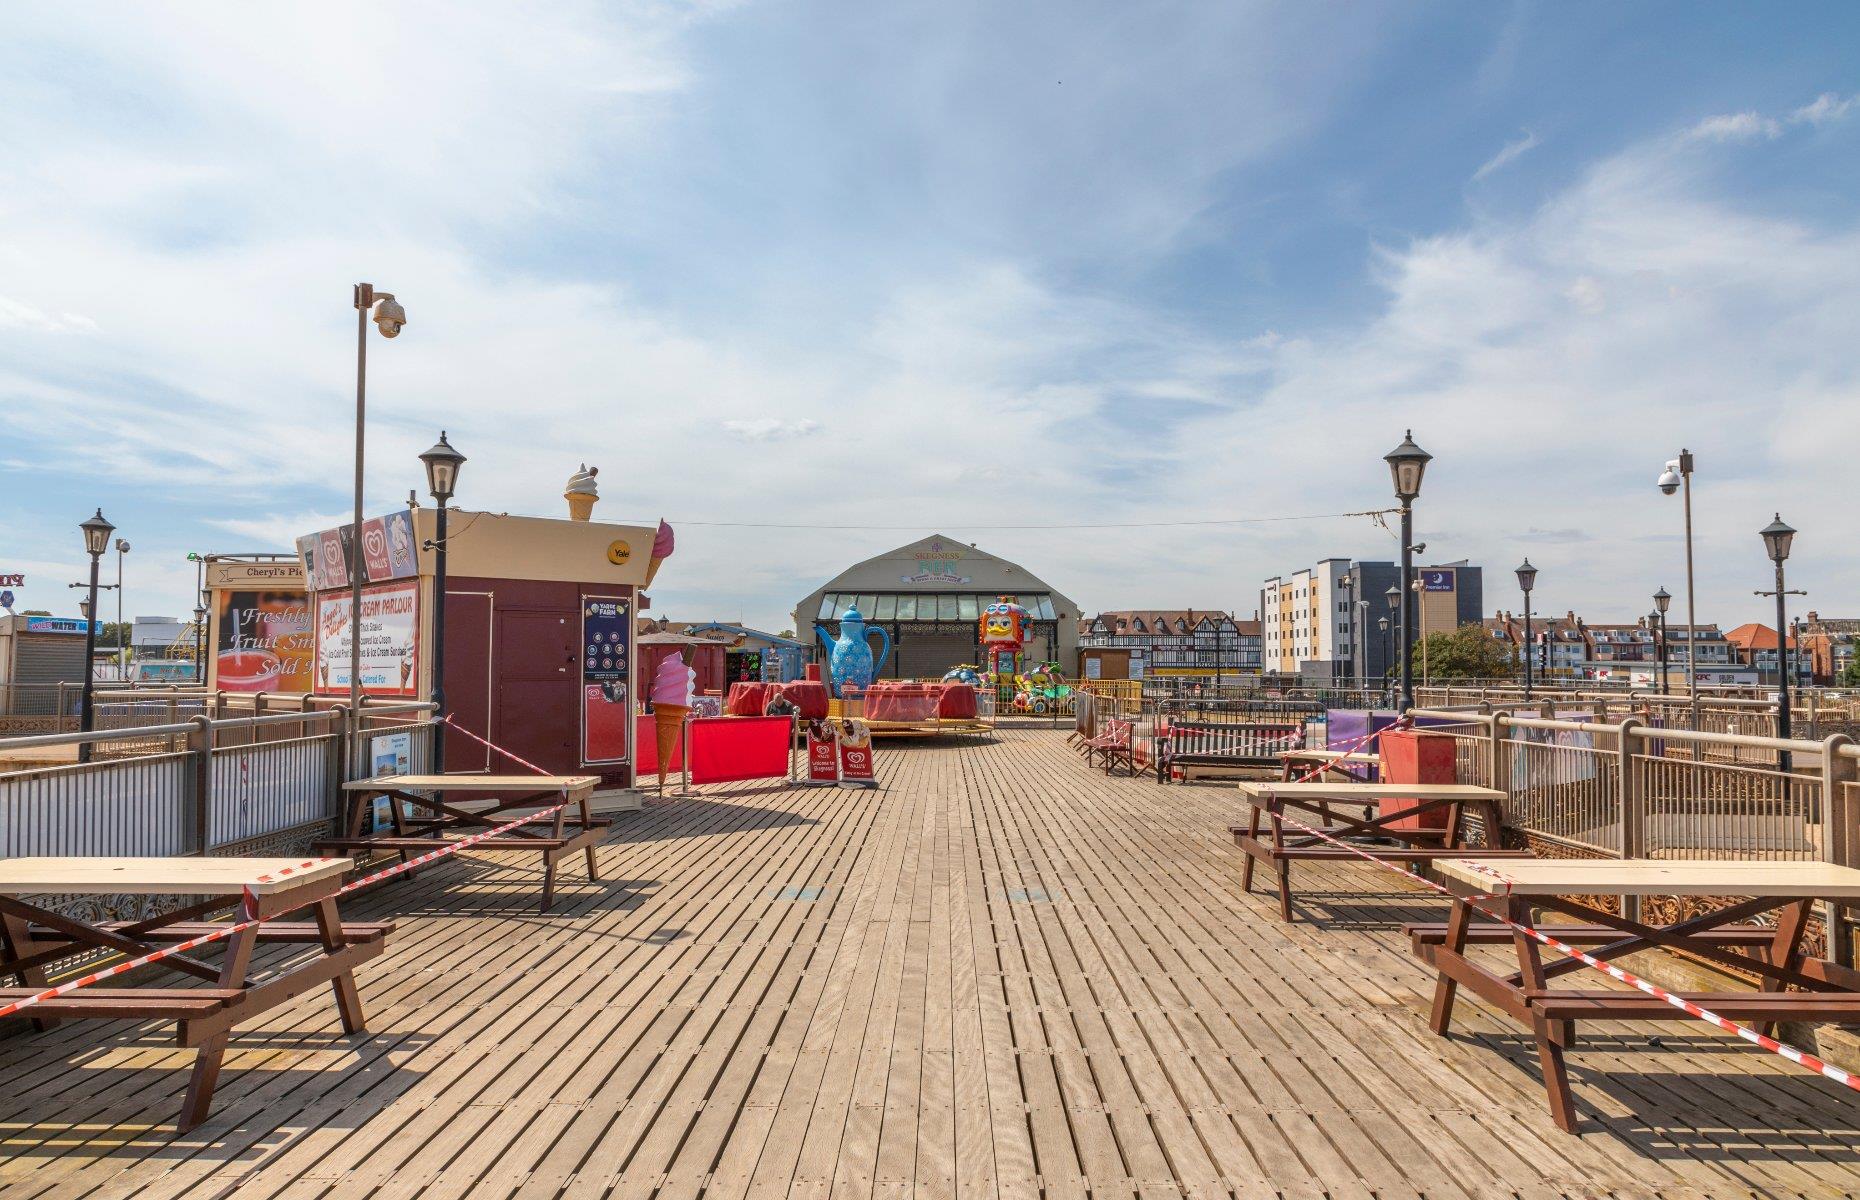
[899, 540, 972, 585]
[312, 579, 420, 697]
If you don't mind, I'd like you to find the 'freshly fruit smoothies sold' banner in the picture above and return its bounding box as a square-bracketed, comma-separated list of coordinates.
[313, 579, 420, 696]
[215, 589, 314, 693]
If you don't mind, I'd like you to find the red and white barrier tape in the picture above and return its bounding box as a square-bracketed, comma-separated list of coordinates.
[0, 716, 570, 1022]
[1263, 720, 1860, 1095]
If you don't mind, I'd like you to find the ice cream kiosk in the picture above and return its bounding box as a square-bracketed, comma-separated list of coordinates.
[293, 465, 675, 787]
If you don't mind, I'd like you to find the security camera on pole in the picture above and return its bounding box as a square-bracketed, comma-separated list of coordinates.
[349, 283, 407, 770]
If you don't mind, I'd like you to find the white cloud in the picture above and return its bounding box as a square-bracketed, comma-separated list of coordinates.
[720, 418, 820, 442]
[1684, 111, 1781, 142]
[1792, 91, 1857, 126]
[1471, 131, 1539, 182]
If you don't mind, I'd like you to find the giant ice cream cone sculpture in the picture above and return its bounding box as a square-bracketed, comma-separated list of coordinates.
[565, 464, 599, 522]
[650, 651, 697, 792]
[643, 519, 675, 588]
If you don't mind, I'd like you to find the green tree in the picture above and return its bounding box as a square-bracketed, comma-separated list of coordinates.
[1414, 623, 1516, 680]
[1840, 647, 1860, 688]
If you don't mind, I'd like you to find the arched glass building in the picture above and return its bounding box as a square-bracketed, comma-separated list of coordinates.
[793, 535, 1081, 680]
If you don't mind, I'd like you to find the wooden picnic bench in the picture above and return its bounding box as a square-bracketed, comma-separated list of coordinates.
[1277, 747, 1379, 782]
[0, 855, 387, 1131]
[1419, 857, 1860, 1133]
[317, 774, 606, 912]
[1229, 780, 1531, 921]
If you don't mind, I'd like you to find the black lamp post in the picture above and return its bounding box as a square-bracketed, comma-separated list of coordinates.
[420, 431, 465, 771]
[1515, 558, 1537, 699]
[1758, 514, 1802, 770]
[1384, 431, 1431, 713]
[1383, 586, 1400, 701]
[1652, 587, 1671, 696]
[78, 509, 114, 762]
[193, 603, 209, 684]
[1378, 616, 1391, 692]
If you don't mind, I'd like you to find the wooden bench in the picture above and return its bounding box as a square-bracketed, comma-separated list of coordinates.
[1159, 721, 1305, 782]
[1230, 780, 1530, 922]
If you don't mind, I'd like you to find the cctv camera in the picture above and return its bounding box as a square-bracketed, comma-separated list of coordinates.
[373, 297, 407, 338]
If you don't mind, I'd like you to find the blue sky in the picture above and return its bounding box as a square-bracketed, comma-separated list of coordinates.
[2, 2, 1856, 634]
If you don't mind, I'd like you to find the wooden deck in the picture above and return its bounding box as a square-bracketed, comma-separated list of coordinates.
[3, 728, 1859, 1198]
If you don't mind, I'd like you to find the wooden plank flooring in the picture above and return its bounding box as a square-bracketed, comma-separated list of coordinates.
[3, 728, 1859, 1198]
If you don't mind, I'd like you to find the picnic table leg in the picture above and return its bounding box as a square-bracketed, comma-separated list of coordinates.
[1509, 896, 1578, 1133]
[313, 898, 367, 1035]
[1756, 898, 1812, 1038]
[580, 794, 600, 881]
[1268, 801, 1292, 921]
[1240, 805, 1261, 894]
[0, 911, 59, 1032]
[179, 924, 259, 1132]
[1428, 897, 1472, 1035]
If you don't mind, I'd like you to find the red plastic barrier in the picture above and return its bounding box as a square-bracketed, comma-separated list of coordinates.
[635, 713, 684, 775]
[687, 716, 793, 785]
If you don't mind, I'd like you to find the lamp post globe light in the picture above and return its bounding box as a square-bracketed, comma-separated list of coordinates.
[1652, 587, 1671, 696]
[1656, 451, 1701, 733]
[1384, 431, 1430, 713]
[77, 509, 114, 762]
[1514, 558, 1537, 699]
[349, 283, 407, 765]
[419, 431, 465, 770]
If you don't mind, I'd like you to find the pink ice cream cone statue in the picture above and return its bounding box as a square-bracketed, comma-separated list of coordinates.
[650, 651, 698, 792]
[644, 520, 675, 589]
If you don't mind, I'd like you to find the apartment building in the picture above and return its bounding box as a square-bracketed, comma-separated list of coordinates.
[1263, 558, 1480, 681]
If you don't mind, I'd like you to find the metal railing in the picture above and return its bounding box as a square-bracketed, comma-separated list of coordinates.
[0, 702, 437, 860]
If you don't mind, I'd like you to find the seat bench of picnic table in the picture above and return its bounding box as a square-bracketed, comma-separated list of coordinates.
[25, 919, 393, 946]
[1404, 921, 1776, 951]
[0, 986, 246, 1021]
[1231, 780, 1521, 922]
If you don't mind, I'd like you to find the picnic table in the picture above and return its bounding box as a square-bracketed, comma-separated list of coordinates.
[1277, 748, 1379, 782]
[0, 855, 388, 1131]
[1229, 780, 1530, 921]
[1417, 857, 1860, 1133]
[317, 774, 605, 912]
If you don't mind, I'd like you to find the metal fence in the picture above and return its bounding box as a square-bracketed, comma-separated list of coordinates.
[0, 702, 437, 860]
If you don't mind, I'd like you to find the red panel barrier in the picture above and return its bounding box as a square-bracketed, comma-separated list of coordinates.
[635, 713, 684, 775]
[687, 716, 793, 785]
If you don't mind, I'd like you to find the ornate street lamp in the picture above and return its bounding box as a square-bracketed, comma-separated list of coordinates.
[77, 509, 114, 761]
[1652, 587, 1671, 696]
[419, 431, 466, 769]
[1757, 515, 1803, 769]
[1515, 558, 1537, 699]
[1384, 432, 1430, 713]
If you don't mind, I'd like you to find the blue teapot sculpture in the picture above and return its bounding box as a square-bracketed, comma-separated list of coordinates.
[815, 605, 891, 697]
